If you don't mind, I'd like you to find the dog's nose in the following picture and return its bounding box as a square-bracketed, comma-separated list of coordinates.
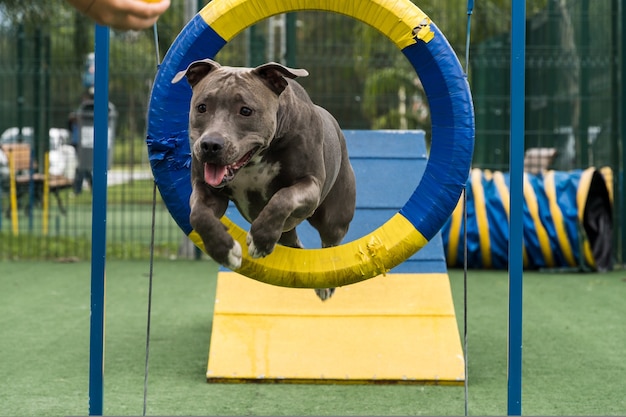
[200, 136, 224, 155]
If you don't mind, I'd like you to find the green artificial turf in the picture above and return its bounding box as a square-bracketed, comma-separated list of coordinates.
[1, 260, 625, 416]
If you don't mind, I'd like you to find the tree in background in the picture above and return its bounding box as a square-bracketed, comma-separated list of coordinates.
[351, 0, 549, 140]
[0, 0, 551, 145]
[354, 23, 430, 137]
[0, 0, 189, 153]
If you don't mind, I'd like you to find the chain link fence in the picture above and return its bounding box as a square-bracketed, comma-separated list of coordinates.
[0, 0, 622, 262]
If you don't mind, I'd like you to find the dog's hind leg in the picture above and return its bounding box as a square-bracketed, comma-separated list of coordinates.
[312, 238, 343, 301]
[308, 209, 353, 302]
[278, 228, 303, 249]
[279, 229, 335, 301]
[308, 167, 356, 301]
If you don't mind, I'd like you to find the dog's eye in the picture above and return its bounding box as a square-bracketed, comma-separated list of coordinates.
[196, 103, 207, 113]
[239, 106, 253, 116]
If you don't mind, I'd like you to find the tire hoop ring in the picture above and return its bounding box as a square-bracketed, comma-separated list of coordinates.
[146, 0, 475, 288]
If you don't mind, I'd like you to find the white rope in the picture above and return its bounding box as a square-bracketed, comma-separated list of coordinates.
[143, 22, 162, 417]
[463, 1, 474, 415]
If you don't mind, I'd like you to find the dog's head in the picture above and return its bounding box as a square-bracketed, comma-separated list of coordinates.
[172, 59, 308, 188]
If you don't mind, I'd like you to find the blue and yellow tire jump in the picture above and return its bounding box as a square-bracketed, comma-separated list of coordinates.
[147, 0, 475, 288]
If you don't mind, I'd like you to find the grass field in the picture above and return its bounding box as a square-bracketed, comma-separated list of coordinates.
[1, 260, 625, 416]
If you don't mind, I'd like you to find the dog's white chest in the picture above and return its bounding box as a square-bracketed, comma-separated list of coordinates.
[229, 160, 281, 220]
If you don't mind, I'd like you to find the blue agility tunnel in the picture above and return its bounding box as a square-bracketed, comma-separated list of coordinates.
[442, 167, 613, 271]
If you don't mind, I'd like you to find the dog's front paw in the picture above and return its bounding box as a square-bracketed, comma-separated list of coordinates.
[223, 240, 242, 270]
[246, 232, 276, 258]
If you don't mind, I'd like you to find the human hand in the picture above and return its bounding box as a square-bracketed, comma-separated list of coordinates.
[66, 0, 171, 31]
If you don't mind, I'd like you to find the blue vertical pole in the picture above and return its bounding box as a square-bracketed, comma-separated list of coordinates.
[89, 24, 110, 416]
[621, 0, 626, 265]
[508, 1, 526, 415]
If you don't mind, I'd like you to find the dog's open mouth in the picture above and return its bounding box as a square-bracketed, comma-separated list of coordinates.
[204, 148, 258, 187]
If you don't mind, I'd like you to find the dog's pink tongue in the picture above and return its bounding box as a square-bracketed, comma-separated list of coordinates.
[204, 163, 227, 187]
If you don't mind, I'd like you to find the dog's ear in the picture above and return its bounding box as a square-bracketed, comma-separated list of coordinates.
[172, 59, 221, 88]
[253, 62, 309, 95]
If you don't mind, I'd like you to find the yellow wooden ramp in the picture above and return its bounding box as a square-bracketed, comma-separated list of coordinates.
[207, 272, 465, 384]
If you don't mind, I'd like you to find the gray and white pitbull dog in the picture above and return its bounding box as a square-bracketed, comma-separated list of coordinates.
[172, 59, 356, 300]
